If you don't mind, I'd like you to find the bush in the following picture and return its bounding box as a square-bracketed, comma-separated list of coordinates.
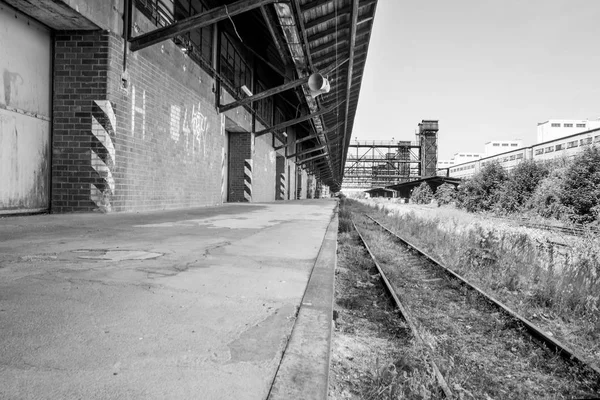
[559, 146, 600, 224]
[410, 182, 433, 204]
[526, 170, 570, 219]
[457, 161, 508, 212]
[434, 183, 457, 206]
[496, 160, 549, 213]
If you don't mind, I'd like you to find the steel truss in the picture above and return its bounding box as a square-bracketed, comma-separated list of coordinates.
[342, 140, 421, 190]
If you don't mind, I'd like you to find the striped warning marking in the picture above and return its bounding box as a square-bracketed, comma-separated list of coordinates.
[221, 148, 226, 201]
[244, 159, 252, 202]
[90, 100, 116, 212]
[279, 172, 286, 200]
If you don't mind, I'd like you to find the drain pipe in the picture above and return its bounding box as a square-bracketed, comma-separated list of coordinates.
[122, 0, 132, 88]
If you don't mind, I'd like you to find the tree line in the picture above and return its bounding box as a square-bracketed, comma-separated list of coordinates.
[410, 146, 600, 224]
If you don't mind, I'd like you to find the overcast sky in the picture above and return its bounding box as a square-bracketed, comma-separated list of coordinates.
[352, 0, 600, 160]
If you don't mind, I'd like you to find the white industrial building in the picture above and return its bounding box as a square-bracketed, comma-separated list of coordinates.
[537, 119, 600, 143]
[484, 140, 523, 157]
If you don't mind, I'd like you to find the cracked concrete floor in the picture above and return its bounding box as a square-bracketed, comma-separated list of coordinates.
[0, 200, 335, 400]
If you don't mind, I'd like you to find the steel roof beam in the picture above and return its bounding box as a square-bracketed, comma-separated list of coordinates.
[254, 100, 345, 137]
[129, 0, 276, 51]
[218, 58, 347, 113]
[340, 0, 359, 175]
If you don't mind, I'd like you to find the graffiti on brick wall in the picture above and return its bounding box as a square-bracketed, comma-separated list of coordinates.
[131, 85, 146, 139]
[91, 100, 116, 213]
[170, 101, 209, 157]
[170, 105, 181, 141]
[183, 102, 208, 156]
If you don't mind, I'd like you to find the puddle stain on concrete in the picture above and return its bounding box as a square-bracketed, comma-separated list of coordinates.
[227, 304, 296, 364]
[72, 249, 163, 261]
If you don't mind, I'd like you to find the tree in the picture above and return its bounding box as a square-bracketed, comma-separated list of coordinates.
[527, 169, 570, 219]
[434, 183, 457, 206]
[497, 160, 549, 213]
[456, 161, 508, 212]
[411, 182, 433, 204]
[560, 146, 600, 223]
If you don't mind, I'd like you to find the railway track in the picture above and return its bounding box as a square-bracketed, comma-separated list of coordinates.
[351, 211, 600, 399]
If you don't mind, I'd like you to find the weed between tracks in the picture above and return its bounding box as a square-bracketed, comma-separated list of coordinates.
[364, 199, 600, 369]
[329, 199, 442, 399]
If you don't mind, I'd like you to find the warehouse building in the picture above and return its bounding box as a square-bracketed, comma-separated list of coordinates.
[0, 0, 378, 214]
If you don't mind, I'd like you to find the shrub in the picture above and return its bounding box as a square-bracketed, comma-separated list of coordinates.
[526, 168, 571, 220]
[411, 182, 433, 204]
[559, 146, 600, 224]
[456, 161, 508, 212]
[434, 183, 457, 206]
[496, 160, 549, 213]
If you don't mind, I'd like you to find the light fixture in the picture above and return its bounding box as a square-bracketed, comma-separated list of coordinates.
[240, 85, 253, 97]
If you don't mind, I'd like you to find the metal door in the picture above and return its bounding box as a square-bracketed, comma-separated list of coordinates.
[0, 4, 52, 214]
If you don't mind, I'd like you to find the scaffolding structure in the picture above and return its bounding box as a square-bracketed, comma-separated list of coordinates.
[342, 140, 421, 190]
[419, 120, 439, 178]
[342, 120, 439, 190]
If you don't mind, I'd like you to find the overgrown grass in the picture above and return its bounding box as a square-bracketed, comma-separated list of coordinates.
[332, 201, 442, 399]
[362, 200, 600, 361]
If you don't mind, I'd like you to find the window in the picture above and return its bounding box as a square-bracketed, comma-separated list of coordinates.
[509, 155, 516, 161]
[564, 123, 573, 128]
[551, 123, 561, 127]
[545, 146, 554, 153]
[220, 33, 252, 94]
[511, 143, 518, 147]
[594, 135, 600, 143]
[467, 154, 472, 157]
[535, 149, 544, 155]
[188, 0, 213, 61]
[580, 137, 593, 146]
[576, 123, 586, 128]
[134, 0, 213, 64]
[555, 144, 563, 151]
[493, 143, 500, 147]
[255, 81, 274, 125]
[502, 143, 509, 146]
[567, 140, 578, 149]
[516, 153, 523, 159]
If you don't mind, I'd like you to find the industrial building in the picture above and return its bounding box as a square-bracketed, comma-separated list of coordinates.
[444, 126, 600, 179]
[342, 119, 439, 191]
[0, 0, 378, 214]
[537, 119, 600, 143]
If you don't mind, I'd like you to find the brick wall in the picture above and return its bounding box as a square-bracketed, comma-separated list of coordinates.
[107, 32, 224, 211]
[227, 132, 252, 202]
[50, 12, 305, 212]
[275, 154, 285, 200]
[52, 30, 111, 212]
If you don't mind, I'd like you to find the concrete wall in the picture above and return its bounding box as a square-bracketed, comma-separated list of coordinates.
[252, 132, 277, 202]
[0, 4, 52, 213]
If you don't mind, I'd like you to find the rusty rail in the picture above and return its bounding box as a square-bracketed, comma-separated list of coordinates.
[351, 219, 453, 399]
[365, 214, 600, 380]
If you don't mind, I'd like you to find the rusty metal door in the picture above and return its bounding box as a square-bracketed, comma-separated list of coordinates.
[0, 5, 52, 214]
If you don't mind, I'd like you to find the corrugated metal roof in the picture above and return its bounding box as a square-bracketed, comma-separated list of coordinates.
[278, 0, 379, 192]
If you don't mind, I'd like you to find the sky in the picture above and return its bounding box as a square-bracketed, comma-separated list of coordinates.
[352, 0, 600, 160]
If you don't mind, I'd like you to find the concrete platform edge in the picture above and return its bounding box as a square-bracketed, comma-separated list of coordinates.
[267, 202, 338, 400]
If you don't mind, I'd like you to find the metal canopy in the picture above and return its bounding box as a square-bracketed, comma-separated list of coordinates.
[272, 0, 379, 192]
[127, 0, 379, 193]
